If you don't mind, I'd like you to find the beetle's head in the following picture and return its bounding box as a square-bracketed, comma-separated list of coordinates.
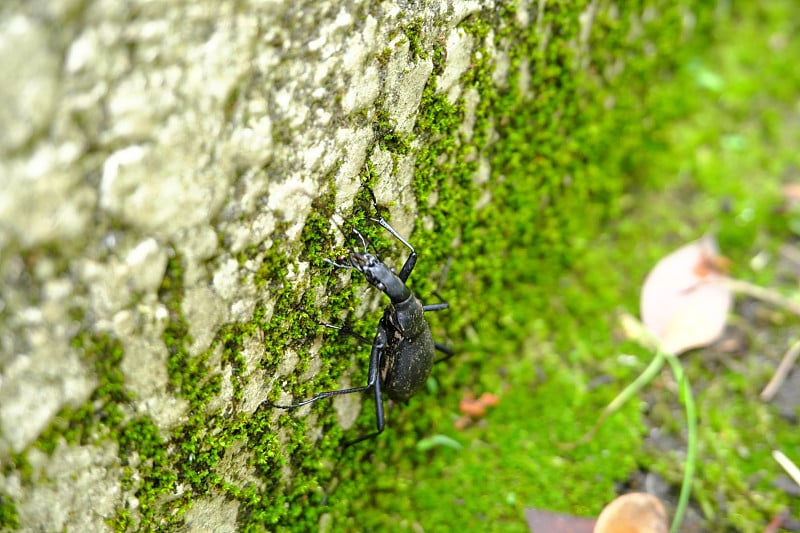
[349, 251, 409, 303]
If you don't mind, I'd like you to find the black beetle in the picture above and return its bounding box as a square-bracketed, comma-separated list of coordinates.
[266, 189, 451, 445]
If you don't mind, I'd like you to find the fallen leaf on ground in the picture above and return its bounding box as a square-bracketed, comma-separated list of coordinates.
[593, 492, 668, 533]
[781, 183, 800, 204]
[640, 235, 733, 354]
[455, 391, 500, 430]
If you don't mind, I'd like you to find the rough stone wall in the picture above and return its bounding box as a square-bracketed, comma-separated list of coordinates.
[0, 0, 703, 530]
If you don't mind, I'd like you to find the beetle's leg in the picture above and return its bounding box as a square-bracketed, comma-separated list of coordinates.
[265, 332, 385, 410]
[364, 186, 418, 281]
[264, 383, 374, 409]
[265, 329, 389, 449]
[426, 258, 453, 362]
[421, 289, 449, 314]
[344, 328, 388, 447]
[368, 215, 417, 281]
[320, 322, 373, 346]
[343, 373, 385, 447]
[433, 342, 455, 364]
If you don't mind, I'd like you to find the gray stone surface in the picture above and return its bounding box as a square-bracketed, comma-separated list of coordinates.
[9, 442, 123, 531]
[0, 0, 504, 529]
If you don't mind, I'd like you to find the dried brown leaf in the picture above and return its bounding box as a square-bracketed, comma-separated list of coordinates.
[640, 235, 733, 354]
[593, 493, 668, 533]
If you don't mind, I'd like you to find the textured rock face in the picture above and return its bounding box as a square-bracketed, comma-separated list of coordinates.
[0, 1, 514, 529]
[0, 0, 699, 530]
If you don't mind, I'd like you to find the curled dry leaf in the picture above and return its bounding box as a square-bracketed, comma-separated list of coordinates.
[479, 392, 500, 406]
[455, 392, 500, 430]
[781, 183, 800, 204]
[593, 492, 668, 533]
[640, 235, 733, 354]
[459, 393, 488, 417]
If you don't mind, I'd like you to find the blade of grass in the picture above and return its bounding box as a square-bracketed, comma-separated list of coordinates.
[559, 351, 665, 450]
[663, 350, 697, 533]
[564, 313, 697, 532]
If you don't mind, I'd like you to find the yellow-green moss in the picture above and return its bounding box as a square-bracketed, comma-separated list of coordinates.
[0, 495, 19, 530]
[404, 18, 427, 61]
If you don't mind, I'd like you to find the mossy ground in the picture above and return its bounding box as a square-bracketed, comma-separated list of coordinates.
[5, 2, 798, 532]
[322, 3, 800, 532]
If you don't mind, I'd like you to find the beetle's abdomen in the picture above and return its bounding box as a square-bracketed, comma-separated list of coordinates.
[381, 329, 434, 402]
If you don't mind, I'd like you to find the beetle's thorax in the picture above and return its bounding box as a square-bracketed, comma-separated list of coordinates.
[387, 294, 424, 334]
[350, 252, 411, 303]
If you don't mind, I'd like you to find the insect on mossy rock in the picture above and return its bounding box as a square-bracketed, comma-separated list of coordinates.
[266, 187, 452, 446]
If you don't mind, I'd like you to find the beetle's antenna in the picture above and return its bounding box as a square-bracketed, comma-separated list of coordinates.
[351, 228, 368, 253]
[323, 256, 355, 269]
[362, 184, 416, 254]
[364, 185, 382, 214]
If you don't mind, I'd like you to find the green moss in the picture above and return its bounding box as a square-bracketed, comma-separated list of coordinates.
[295, 3, 657, 528]
[120, 203, 370, 529]
[218, 323, 250, 402]
[34, 332, 128, 455]
[18, 328, 184, 530]
[4, 453, 31, 485]
[377, 47, 392, 67]
[160, 252, 217, 406]
[0, 495, 19, 529]
[119, 417, 177, 526]
[416, 87, 462, 138]
[373, 107, 414, 155]
[299, 190, 337, 267]
[404, 18, 427, 61]
[109, 507, 133, 532]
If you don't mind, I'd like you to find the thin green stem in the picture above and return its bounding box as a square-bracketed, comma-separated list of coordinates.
[560, 351, 665, 450]
[663, 351, 697, 533]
